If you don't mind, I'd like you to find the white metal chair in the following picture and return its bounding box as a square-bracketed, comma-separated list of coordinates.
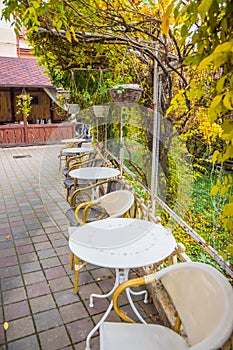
[69, 190, 135, 294]
[100, 262, 233, 350]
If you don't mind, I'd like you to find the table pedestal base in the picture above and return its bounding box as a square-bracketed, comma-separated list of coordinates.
[86, 268, 148, 350]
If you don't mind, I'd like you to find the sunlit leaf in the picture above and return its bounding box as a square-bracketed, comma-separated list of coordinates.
[210, 95, 222, 109]
[223, 203, 233, 216]
[65, 30, 72, 43]
[198, 0, 213, 17]
[223, 92, 233, 110]
[4, 322, 9, 330]
[210, 185, 219, 196]
[226, 245, 233, 256]
[218, 250, 227, 261]
[161, 0, 175, 36]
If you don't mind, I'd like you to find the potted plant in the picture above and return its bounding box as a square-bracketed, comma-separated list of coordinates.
[16, 91, 32, 142]
[16, 92, 32, 119]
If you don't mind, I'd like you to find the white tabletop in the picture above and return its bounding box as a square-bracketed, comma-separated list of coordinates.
[69, 167, 120, 181]
[62, 147, 93, 155]
[69, 218, 177, 269]
[61, 138, 86, 143]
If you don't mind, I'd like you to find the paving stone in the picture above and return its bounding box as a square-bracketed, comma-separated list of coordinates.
[21, 261, 41, 274]
[75, 336, 99, 350]
[84, 298, 110, 316]
[17, 245, 35, 255]
[0, 241, 14, 250]
[33, 309, 63, 332]
[0, 248, 16, 258]
[59, 302, 89, 324]
[49, 233, 67, 241]
[2, 287, 27, 305]
[0, 265, 20, 279]
[44, 227, 61, 234]
[30, 294, 56, 314]
[26, 223, 42, 230]
[66, 318, 94, 343]
[37, 249, 57, 260]
[59, 254, 70, 266]
[0, 255, 18, 269]
[0, 324, 5, 345]
[14, 238, 31, 246]
[48, 276, 73, 292]
[52, 239, 67, 248]
[1, 275, 23, 291]
[78, 271, 95, 286]
[77, 283, 103, 301]
[40, 257, 61, 269]
[53, 289, 79, 307]
[7, 334, 40, 350]
[39, 325, 71, 350]
[34, 241, 52, 251]
[18, 252, 38, 264]
[55, 246, 70, 256]
[31, 235, 49, 243]
[5, 316, 35, 342]
[44, 266, 67, 280]
[26, 281, 51, 298]
[4, 300, 30, 321]
[96, 280, 115, 297]
[29, 229, 45, 237]
[90, 268, 113, 281]
[23, 271, 46, 286]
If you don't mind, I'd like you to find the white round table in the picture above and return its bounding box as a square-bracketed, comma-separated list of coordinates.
[61, 138, 87, 143]
[69, 218, 176, 268]
[69, 167, 120, 200]
[69, 218, 177, 349]
[69, 166, 120, 182]
[61, 147, 93, 156]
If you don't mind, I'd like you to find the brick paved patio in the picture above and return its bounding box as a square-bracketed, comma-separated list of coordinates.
[0, 145, 161, 350]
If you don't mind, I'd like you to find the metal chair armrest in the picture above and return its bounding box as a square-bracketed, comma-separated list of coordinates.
[113, 274, 157, 323]
[69, 179, 109, 207]
[66, 153, 88, 168]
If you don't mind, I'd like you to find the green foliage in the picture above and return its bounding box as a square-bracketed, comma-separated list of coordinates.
[170, 0, 233, 256]
[16, 92, 32, 118]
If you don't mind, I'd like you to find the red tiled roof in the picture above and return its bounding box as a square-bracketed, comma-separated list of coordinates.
[0, 56, 53, 88]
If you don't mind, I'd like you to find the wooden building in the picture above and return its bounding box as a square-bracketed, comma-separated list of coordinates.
[0, 57, 75, 145]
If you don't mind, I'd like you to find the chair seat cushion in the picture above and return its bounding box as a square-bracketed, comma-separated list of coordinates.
[64, 178, 74, 189]
[62, 167, 69, 177]
[100, 322, 188, 350]
[65, 206, 109, 226]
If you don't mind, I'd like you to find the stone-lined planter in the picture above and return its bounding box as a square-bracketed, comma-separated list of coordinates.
[109, 84, 143, 104]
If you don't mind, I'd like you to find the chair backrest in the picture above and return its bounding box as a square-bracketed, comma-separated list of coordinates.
[83, 142, 93, 148]
[98, 190, 134, 218]
[91, 158, 104, 167]
[156, 262, 233, 350]
[106, 179, 125, 193]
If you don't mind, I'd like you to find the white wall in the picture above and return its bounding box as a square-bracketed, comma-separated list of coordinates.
[0, 0, 17, 56]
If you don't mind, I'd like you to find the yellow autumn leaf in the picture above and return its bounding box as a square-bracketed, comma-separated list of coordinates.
[161, 0, 175, 36]
[210, 94, 223, 109]
[220, 186, 228, 197]
[4, 322, 9, 330]
[223, 92, 233, 110]
[226, 245, 233, 256]
[218, 250, 227, 261]
[223, 203, 233, 216]
[210, 185, 219, 196]
[66, 30, 72, 43]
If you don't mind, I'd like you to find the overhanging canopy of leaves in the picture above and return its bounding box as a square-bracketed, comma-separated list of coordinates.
[2, 0, 188, 108]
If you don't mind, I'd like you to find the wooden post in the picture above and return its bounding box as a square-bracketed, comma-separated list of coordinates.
[23, 113, 28, 143]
